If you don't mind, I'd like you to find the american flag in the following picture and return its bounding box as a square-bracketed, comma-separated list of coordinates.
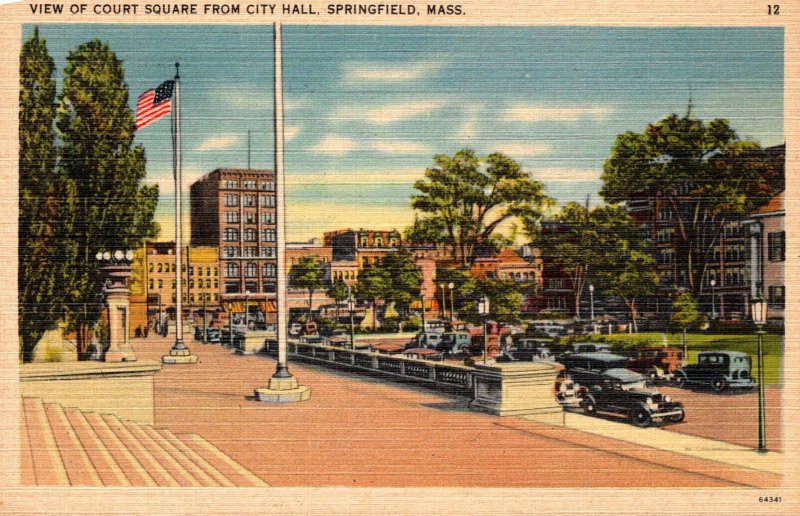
[135, 80, 174, 129]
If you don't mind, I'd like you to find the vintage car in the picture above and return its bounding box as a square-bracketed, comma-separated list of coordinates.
[570, 342, 613, 354]
[555, 377, 583, 407]
[436, 332, 472, 355]
[674, 350, 755, 392]
[528, 320, 574, 338]
[327, 330, 350, 347]
[411, 332, 443, 349]
[627, 346, 683, 382]
[579, 368, 685, 427]
[557, 352, 630, 387]
[509, 338, 552, 362]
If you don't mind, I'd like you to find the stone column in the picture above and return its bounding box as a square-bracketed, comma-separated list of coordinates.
[97, 251, 137, 363]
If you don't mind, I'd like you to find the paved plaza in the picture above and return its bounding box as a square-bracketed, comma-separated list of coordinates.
[132, 334, 780, 488]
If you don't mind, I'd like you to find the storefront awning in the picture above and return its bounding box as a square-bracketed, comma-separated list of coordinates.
[410, 299, 439, 310]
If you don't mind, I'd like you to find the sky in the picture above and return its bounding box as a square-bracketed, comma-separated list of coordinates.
[25, 25, 784, 242]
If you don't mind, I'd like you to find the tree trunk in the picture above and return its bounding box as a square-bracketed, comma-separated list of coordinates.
[308, 290, 314, 320]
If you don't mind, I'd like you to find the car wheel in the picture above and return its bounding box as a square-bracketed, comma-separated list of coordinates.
[630, 405, 652, 428]
[646, 368, 659, 383]
[675, 373, 688, 388]
[711, 377, 727, 393]
[667, 405, 685, 424]
[581, 396, 597, 416]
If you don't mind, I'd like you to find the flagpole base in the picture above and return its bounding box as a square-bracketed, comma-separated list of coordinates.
[162, 347, 198, 364]
[254, 374, 310, 403]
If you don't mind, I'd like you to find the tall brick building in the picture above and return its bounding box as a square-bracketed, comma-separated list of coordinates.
[190, 168, 278, 304]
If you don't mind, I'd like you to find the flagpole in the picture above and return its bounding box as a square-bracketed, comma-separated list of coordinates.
[255, 22, 309, 401]
[163, 62, 197, 364]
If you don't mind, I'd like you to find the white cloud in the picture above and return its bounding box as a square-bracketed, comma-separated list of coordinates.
[213, 87, 271, 111]
[364, 100, 444, 124]
[312, 135, 358, 155]
[456, 105, 483, 142]
[286, 167, 424, 186]
[344, 61, 445, 82]
[502, 104, 613, 122]
[197, 134, 241, 151]
[369, 140, 432, 154]
[284, 126, 300, 142]
[533, 167, 602, 182]
[491, 142, 551, 159]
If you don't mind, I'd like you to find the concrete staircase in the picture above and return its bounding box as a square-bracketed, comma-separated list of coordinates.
[20, 397, 268, 487]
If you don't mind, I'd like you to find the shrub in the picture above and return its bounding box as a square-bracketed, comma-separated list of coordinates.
[402, 317, 421, 333]
[381, 319, 400, 333]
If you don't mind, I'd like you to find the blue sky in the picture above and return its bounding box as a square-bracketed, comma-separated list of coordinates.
[26, 25, 784, 241]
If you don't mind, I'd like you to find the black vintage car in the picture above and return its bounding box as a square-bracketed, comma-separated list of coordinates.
[557, 352, 630, 387]
[675, 350, 755, 392]
[579, 368, 685, 427]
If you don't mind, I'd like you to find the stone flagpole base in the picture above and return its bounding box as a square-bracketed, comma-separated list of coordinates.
[162, 347, 198, 364]
[254, 375, 310, 403]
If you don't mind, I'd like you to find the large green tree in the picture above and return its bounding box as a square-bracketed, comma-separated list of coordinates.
[600, 111, 781, 294]
[326, 276, 349, 322]
[379, 249, 423, 318]
[354, 263, 391, 329]
[19, 29, 78, 362]
[407, 149, 552, 266]
[289, 256, 326, 319]
[459, 277, 523, 325]
[57, 39, 159, 358]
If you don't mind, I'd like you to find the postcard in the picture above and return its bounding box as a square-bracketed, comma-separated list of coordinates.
[0, 1, 797, 514]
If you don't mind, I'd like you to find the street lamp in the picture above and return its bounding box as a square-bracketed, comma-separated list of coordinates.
[245, 290, 251, 332]
[589, 284, 595, 320]
[439, 283, 447, 319]
[227, 301, 233, 348]
[710, 278, 717, 320]
[751, 292, 768, 453]
[448, 282, 455, 322]
[348, 290, 356, 350]
[478, 295, 490, 363]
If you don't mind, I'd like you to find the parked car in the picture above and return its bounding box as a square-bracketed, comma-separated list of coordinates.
[674, 350, 755, 392]
[555, 377, 582, 407]
[509, 338, 552, 362]
[579, 368, 685, 427]
[528, 321, 573, 338]
[437, 332, 472, 355]
[627, 346, 683, 382]
[327, 329, 350, 347]
[558, 352, 631, 388]
[411, 332, 443, 349]
[571, 342, 613, 354]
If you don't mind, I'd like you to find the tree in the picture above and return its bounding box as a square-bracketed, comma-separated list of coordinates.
[589, 205, 658, 332]
[671, 292, 706, 360]
[407, 149, 552, 266]
[354, 263, 391, 329]
[289, 256, 325, 320]
[380, 249, 422, 318]
[600, 111, 781, 294]
[432, 267, 472, 319]
[18, 28, 78, 362]
[460, 277, 523, 325]
[326, 277, 349, 322]
[57, 39, 159, 359]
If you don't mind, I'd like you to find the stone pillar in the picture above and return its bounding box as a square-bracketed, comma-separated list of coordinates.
[96, 251, 137, 363]
[470, 362, 561, 416]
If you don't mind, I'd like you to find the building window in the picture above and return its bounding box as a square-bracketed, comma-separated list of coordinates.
[260, 195, 275, 207]
[189, 294, 194, 303]
[149, 263, 154, 272]
[225, 262, 239, 278]
[224, 211, 239, 223]
[149, 279, 154, 290]
[172, 280, 176, 289]
[724, 266, 747, 287]
[224, 180, 238, 189]
[214, 279, 218, 288]
[224, 246, 237, 258]
[189, 280, 194, 289]
[261, 247, 276, 258]
[658, 207, 672, 221]
[374, 237, 383, 247]
[360, 237, 368, 247]
[206, 279, 211, 288]
[768, 231, 785, 262]
[245, 263, 257, 278]
[213, 267, 218, 277]
[243, 194, 256, 207]
[158, 279, 163, 289]
[214, 293, 219, 301]
[157, 263, 163, 273]
[263, 263, 276, 277]
[262, 229, 276, 242]
[243, 180, 256, 189]
[243, 246, 257, 257]
[189, 267, 194, 276]
[261, 211, 275, 224]
[244, 212, 256, 224]
[261, 181, 275, 191]
[198, 267, 203, 276]
[768, 285, 785, 309]
[224, 228, 239, 242]
[224, 194, 239, 207]
[244, 229, 257, 242]
[225, 282, 240, 294]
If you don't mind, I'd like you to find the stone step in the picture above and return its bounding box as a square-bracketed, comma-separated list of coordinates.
[140, 425, 220, 487]
[156, 429, 236, 487]
[101, 414, 180, 487]
[83, 412, 157, 487]
[118, 418, 201, 487]
[22, 398, 68, 485]
[43, 402, 102, 486]
[64, 407, 130, 487]
[182, 434, 268, 487]
[19, 400, 37, 485]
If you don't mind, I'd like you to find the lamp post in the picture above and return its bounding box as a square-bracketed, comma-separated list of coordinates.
[710, 278, 717, 320]
[478, 295, 490, 363]
[157, 293, 163, 337]
[589, 284, 595, 320]
[751, 293, 768, 453]
[202, 293, 207, 343]
[348, 291, 356, 350]
[227, 301, 233, 348]
[439, 283, 447, 319]
[448, 282, 455, 322]
[245, 290, 251, 332]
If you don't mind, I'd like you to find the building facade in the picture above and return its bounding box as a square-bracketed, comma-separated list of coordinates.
[144, 242, 220, 316]
[190, 168, 278, 303]
[744, 192, 785, 322]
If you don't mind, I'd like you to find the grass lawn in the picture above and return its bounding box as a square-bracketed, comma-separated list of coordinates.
[595, 332, 784, 386]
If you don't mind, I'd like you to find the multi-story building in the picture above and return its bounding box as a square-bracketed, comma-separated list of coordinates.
[190, 168, 278, 305]
[744, 192, 785, 322]
[144, 242, 220, 316]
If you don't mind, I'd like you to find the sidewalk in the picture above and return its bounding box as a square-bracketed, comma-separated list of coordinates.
[524, 410, 781, 475]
